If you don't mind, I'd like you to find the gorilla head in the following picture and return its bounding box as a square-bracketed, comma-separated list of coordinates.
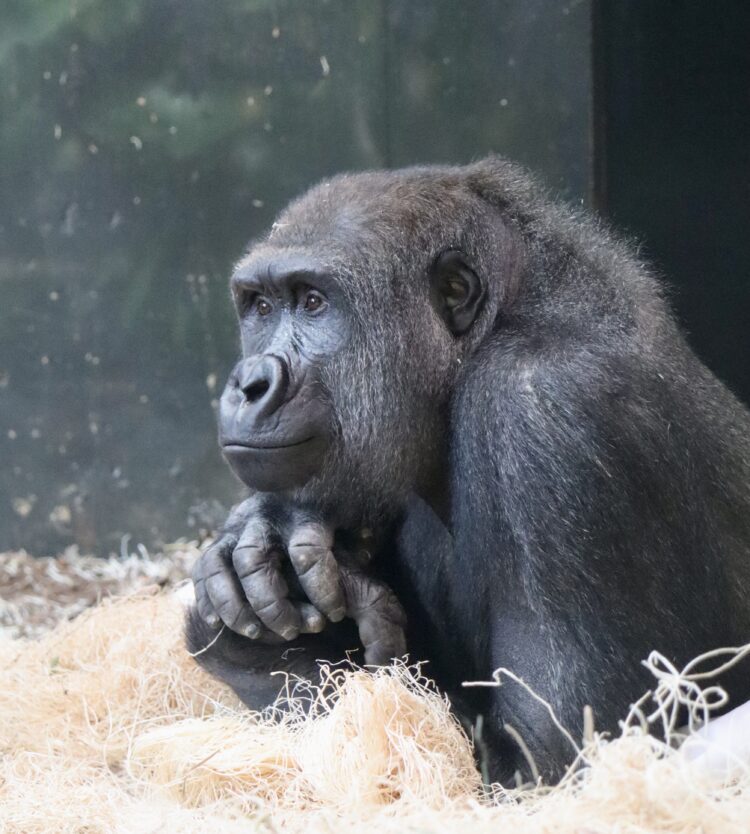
[220, 160, 527, 524]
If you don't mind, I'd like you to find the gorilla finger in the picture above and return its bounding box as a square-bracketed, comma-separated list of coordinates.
[198, 533, 238, 581]
[340, 566, 407, 626]
[339, 567, 407, 665]
[205, 565, 265, 638]
[358, 615, 408, 666]
[191, 535, 236, 628]
[232, 542, 301, 640]
[194, 577, 221, 629]
[353, 586, 408, 664]
[191, 558, 216, 625]
[297, 601, 327, 634]
[288, 522, 346, 622]
[199, 534, 262, 636]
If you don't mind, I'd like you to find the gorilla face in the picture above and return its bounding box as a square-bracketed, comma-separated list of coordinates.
[219, 168, 507, 522]
[219, 256, 351, 492]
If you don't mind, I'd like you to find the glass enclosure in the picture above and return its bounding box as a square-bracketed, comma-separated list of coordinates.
[0, 0, 592, 552]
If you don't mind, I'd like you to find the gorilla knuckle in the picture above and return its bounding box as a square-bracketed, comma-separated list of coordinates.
[289, 545, 329, 575]
[232, 546, 266, 577]
[216, 598, 239, 622]
[195, 595, 214, 621]
[237, 524, 271, 549]
[358, 583, 388, 611]
[190, 560, 204, 585]
[254, 599, 297, 634]
[204, 573, 228, 599]
[313, 586, 343, 610]
[289, 522, 331, 546]
[200, 543, 221, 565]
[254, 599, 281, 619]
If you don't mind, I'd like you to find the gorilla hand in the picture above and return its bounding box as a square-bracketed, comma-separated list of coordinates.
[192, 495, 343, 640]
[191, 496, 406, 664]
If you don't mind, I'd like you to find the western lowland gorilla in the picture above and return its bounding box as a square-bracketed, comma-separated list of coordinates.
[186, 157, 750, 783]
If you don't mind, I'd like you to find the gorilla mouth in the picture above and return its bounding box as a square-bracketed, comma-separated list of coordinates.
[221, 436, 327, 492]
[222, 437, 316, 451]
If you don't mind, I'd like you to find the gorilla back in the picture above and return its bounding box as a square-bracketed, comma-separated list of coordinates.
[189, 157, 750, 784]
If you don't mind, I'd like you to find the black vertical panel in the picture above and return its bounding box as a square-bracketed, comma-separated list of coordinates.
[595, 0, 750, 403]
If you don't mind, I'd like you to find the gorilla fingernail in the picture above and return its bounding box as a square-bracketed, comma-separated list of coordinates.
[305, 616, 325, 633]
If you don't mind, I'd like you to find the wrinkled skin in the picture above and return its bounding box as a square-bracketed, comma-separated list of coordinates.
[187, 157, 750, 784]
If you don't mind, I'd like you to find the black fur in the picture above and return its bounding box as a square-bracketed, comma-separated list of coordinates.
[187, 157, 750, 783]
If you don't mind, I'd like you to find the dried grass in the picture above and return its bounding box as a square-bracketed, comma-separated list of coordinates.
[2, 585, 750, 833]
[0, 542, 197, 638]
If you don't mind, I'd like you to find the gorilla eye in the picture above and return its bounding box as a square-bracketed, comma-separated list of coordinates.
[303, 291, 325, 313]
[256, 298, 273, 316]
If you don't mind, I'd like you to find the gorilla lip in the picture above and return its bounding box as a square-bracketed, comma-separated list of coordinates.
[222, 438, 316, 451]
[221, 436, 328, 491]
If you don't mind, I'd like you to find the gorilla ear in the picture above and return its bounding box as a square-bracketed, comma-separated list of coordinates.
[429, 250, 485, 335]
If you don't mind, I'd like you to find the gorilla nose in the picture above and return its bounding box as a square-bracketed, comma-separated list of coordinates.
[237, 355, 289, 417]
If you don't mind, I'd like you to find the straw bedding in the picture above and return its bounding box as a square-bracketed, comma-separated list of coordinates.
[1, 546, 749, 833]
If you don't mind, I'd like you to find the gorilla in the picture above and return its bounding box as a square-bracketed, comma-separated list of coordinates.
[187, 157, 750, 783]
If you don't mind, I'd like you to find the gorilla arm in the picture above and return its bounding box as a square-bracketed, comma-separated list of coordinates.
[435, 338, 746, 783]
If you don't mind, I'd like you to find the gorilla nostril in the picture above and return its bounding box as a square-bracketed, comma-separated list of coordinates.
[242, 378, 270, 403]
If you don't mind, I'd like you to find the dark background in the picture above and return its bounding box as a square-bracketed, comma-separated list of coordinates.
[594, 1, 750, 407]
[0, 0, 747, 554]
